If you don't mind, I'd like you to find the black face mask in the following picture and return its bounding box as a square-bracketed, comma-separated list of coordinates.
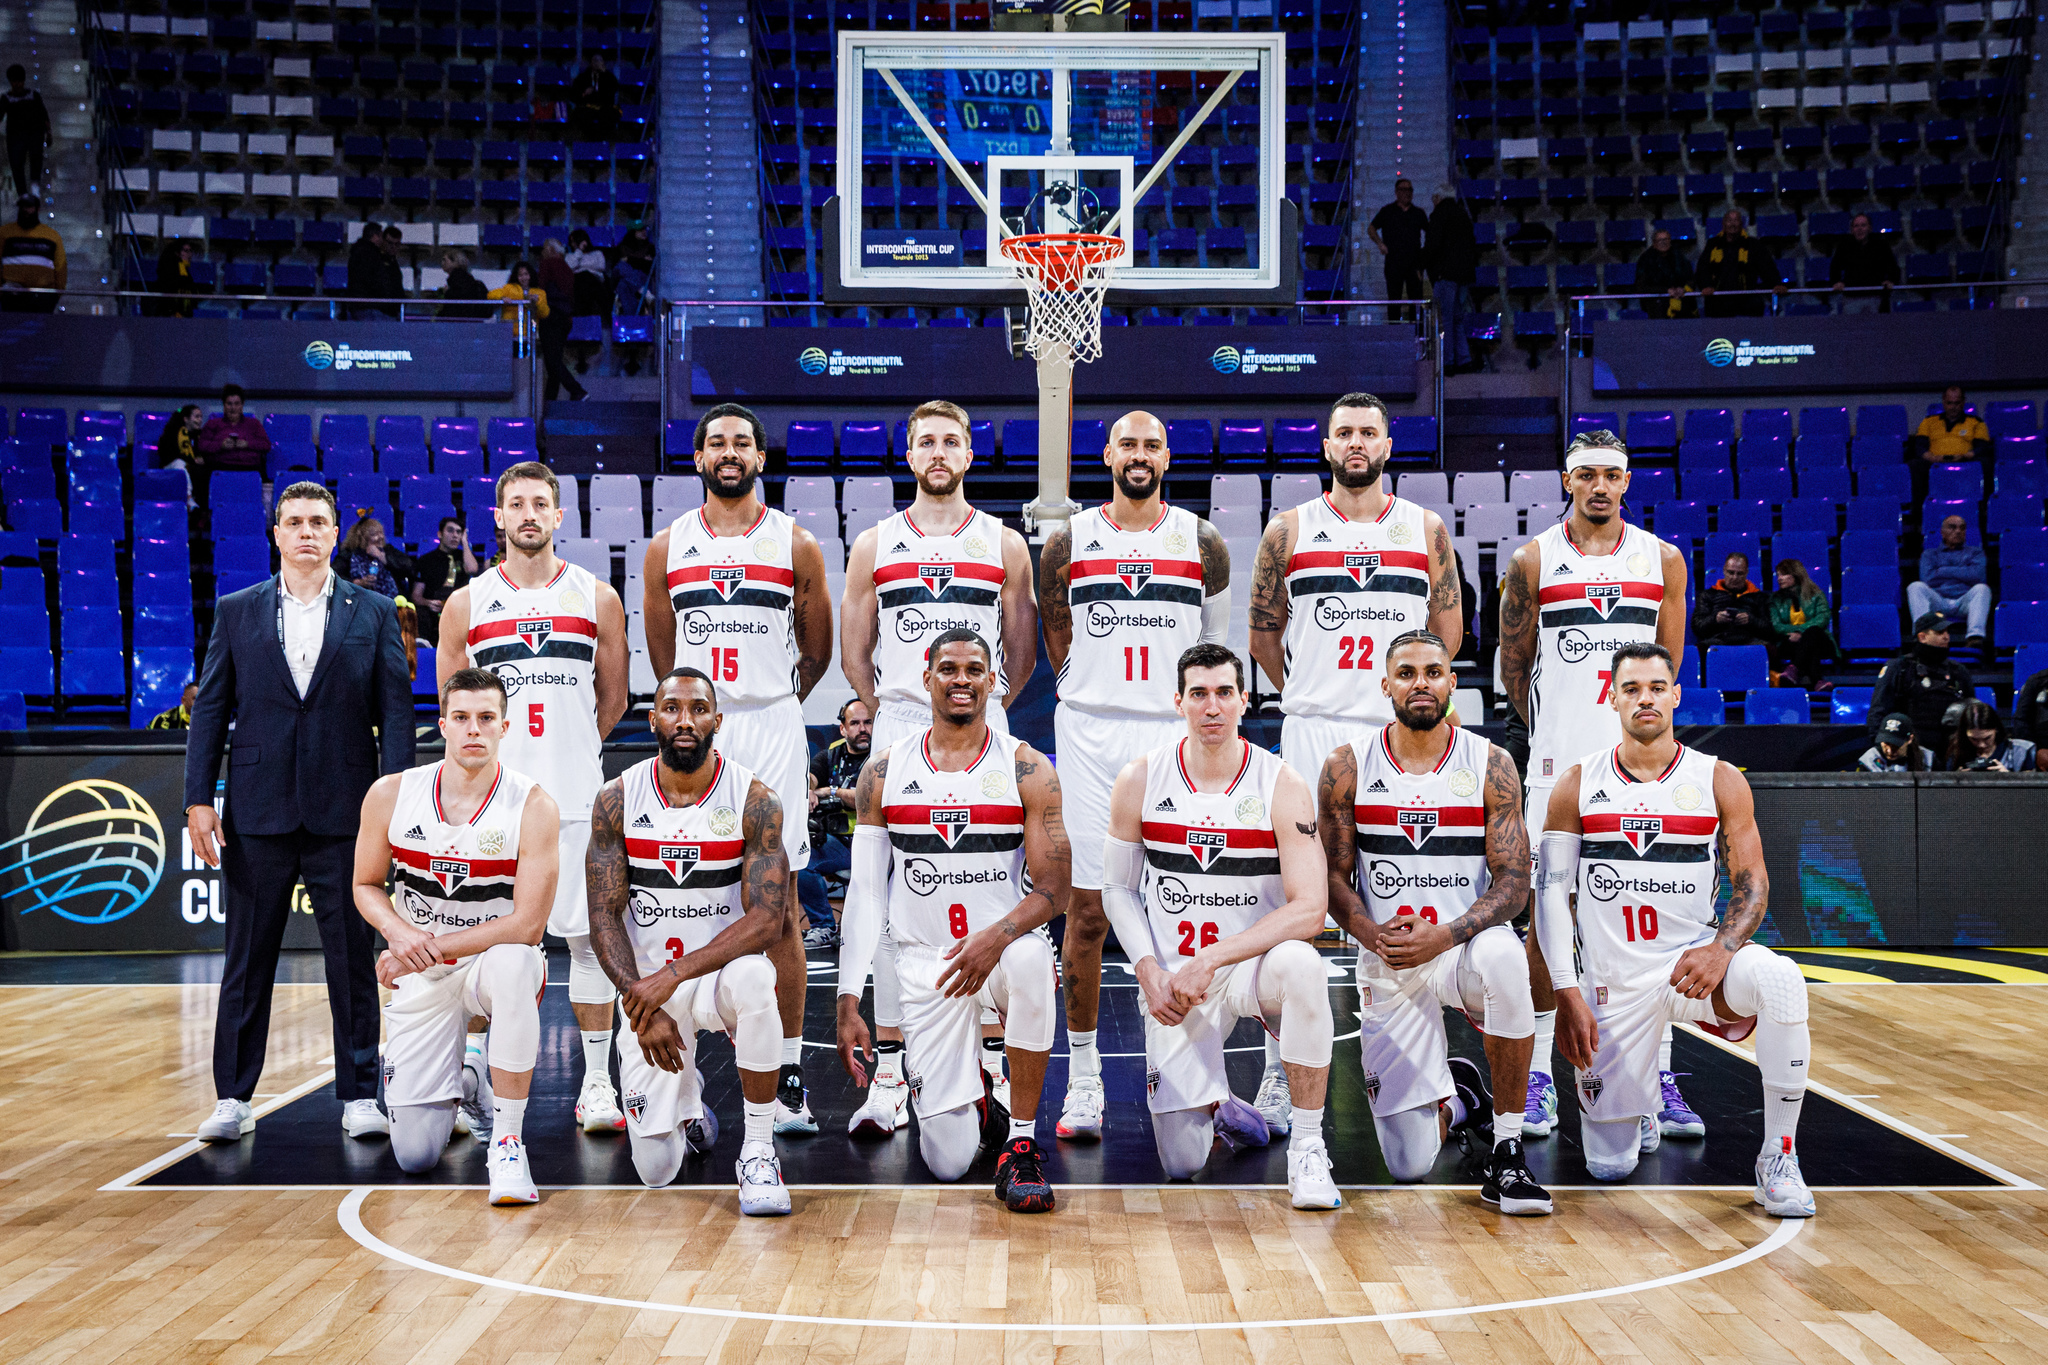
[15, 213, 33, 230]
[1917, 642, 1949, 665]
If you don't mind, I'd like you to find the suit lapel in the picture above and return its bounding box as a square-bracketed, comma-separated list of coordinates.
[304, 583, 358, 700]
[258, 576, 300, 697]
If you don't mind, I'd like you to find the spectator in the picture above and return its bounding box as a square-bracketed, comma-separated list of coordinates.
[2, 65, 50, 200]
[799, 699, 871, 949]
[153, 240, 204, 317]
[195, 384, 272, 474]
[379, 224, 410, 306]
[1635, 227, 1694, 319]
[149, 681, 200, 730]
[1829, 212, 1899, 314]
[346, 223, 391, 318]
[1368, 177, 1429, 322]
[1693, 551, 1772, 647]
[2016, 662, 2048, 746]
[613, 223, 654, 309]
[338, 514, 401, 597]
[567, 53, 619, 144]
[1768, 558, 1835, 690]
[1907, 383, 1992, 467]
[1694, 209, 1784, 318]
[488, 259, 547, 322]
[1857, 712, 1932, 772]
[565, 228, 610, 373]
[1907, 513, 1991, 649]
[438, 249, 492, 319]
[1869, 612, 1974, 740]
[0, 192, 62, 312]
[1424, 183, 1478, 374]
[410, 515, 477, 641]
[535, 238, 587, 402]
[154, 404, 205, 506]
[1943, 698, 2044, 772]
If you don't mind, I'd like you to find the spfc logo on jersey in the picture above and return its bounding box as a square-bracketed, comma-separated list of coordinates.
[658, 844, 702, 881]
[1398, 808, 1439, 848]
[1580, 1073, 1604, 1105]
[1363, 1068, 1381, 1103]
[624, 1089, 646, 1119]
[1620, 816, 1662, 853]
[516, 618, 552, 653]
[1187, 829, 1228, 869]
[430, 857, 469, 894]
[1344, 551, 1381, 586]
[930, 808, 971, 847]
[1585, 582, 1624, 618]
[1116, 561, 1153, 595]
[708, 566, 746, 600]
[918, 563, 955, 597]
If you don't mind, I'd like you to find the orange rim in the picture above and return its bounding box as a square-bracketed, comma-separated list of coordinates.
[1000, 232, 1127, 291]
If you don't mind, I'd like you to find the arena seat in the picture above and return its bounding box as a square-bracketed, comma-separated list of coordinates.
[1744, 688, 1809, 724]
[1704, 645, 1768, 692]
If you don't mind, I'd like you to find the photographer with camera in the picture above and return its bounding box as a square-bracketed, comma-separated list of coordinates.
[1942, 699, 2045, 773]
[798, 699, 872, 949]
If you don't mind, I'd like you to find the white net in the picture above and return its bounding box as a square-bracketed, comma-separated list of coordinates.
[999, 234, 1127, 365]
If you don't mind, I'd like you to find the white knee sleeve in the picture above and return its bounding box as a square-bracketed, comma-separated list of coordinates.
[1462, 926, 1535, 1040]
[391, 1101, 457, 1173]
[713, 955, 784, 1074]
[1581, 1116, 1642, 1181]
[1153, 1107, 1215, 1180]
[631, 1130, 686, 1188]
[1374, 1102, 1443, 1183]
[918, 1104, 981, 1182]
[990, 932, 1057, 1052]
[873, 927, 903, 1029]
[1719, 944, 1808, 1025]
[473, 944, 542, 1074]
[567, 934, 617, 1005]
[1258, 939, 1333, 1070]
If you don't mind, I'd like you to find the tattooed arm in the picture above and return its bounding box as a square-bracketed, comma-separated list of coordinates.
[668, 777, 789, 986]
[1376, 746, 1529, 970]
[1196, 517, 1232, 645]
[1671, 760, 1768, 1000]
[1037, 522, 1073, 674]
[934, 745, 1069, 999]
[1247, 511, 1293, 690]
[789, 525, 836, 699]
[1316, 741, 1379, 953]
[1498, 540, 1540, 723]
[1423, 510, 1464, 658]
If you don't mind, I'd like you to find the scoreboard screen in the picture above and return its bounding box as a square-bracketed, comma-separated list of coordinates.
[864, 69, 1153, 161]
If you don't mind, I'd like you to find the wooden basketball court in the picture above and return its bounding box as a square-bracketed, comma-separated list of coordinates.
[3, 951, 2045, 1362]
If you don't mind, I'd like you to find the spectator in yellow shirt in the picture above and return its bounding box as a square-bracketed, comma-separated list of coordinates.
[1908, 384, 1992, 466]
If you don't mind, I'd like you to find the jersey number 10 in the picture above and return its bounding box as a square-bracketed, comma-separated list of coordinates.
[1621, 903, 1660, 941]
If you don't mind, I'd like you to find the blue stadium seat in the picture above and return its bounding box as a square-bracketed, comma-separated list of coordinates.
[1000, 421, 1038, 462]
[376, 415, 425, 455]
[436, 450, 486, 481]
[1629, 468, 1676, 505]
[1704, 645, 1768, 692]
[2014, 644, 2048, 687]
[129, 647, 192, 726]
[212, 471, 265, 506]
[1999, 462, 2048, 499]
[1625, 411, 1676, 451]
[1743, 409, 1794, 443]
[1841, 565, 1900, 606]
[1798, 407, 1851, 450]
[1779, 498, 1837, 535]
[1073, 420, 1109, 456]
[7, 498, 60, 539]
[338, 474, 391, 518]
[1839, 530, 1896, 568]
[1672, 687, 1725, 725]
[0, 690, 24, 729]
[1744, 688, 1809, 724]
[1845, 500, 1902, 534]
[1830, 686, 1875, 725]
[2004, 563, 2048, 601]
[134, 602, 193, 647]
[1855, 465, 1910, 504]
[1857, 404, 1909, 444]
[213, 537, 271, 577]
[1651, 500, 1708, 543]
[1928, 464, 1984, 501]
[1680, 468, 1733, 503]
[133, 503, 185, 542]
[321, 414, 371, 450]
[135, 469, 186, 503]
[841, 421, 889, 468]
[1678, 439, 1727, 470]
[2005, 528, 2048, 566]
[381, 447, 432, 479]
[1838, 604, 1901, 652]
[1989, 495, 2044, 535]
[1718, 500, 1773, 537]
[265, 413, 314, 446]
[1986, 401, 2037, 439]
[60, 649, 125, 698]
[1684, 408, 1734, 443]
[211, 501, 268, 539]
[1219, 421, 1268, 460]
[0, 648, 52, 694]
[13, 409, 66, 449]
[1705, 533, 1760, 576]
[786, 421, 834, 467]
[68, 504, 122, 538]
[1166, 420, 1214, 456]
[1922, 500, 1977, 538]
[1995, 601, 2048, 646]
[488, 418, 538, 454]
[1739, 465, 1793, 502]
[1770, 533, 1830, 579]
[1390, 415, 1439, 456]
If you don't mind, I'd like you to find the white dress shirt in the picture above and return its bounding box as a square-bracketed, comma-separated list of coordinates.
[280, 570, 335, 697]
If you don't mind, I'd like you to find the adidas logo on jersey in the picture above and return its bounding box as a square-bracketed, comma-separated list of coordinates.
[1552, 562, 1573, 575]
[890, 541, 910, 553]
[1588, 790, 1610, 804]
[1153, 797, 1176, 812]
[403, 824, 426, 840]
[485, 600, 507, 613]
[1365, 779, 1388, 793]
[680, 545, 700, 559]
[1311, 530, 1332, 543]
[632, 813, 653, 827]
[903, 780, 922, 794]
[1083, 540, 1104, 552]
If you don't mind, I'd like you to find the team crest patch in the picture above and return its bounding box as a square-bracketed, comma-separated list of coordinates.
[1234, 795, 1265, 826]
[516, 618, 552, 652]
[1620, 816, 1662, 853]
[624, 1089, 646, 1119]
[659, 844, 701, 881]
[980, 769, 1007, 799]
[709, 807, 738, 837]
[1186, 829, 1228, 868]
[906, 1070, 924, 1103]
[1447, 767, 1478, 799]
[755, 537, 782, 562]
[1596, 986, 1608, 1005]
[964, 534, 989, 558]
[1343, 551, 1381, 586]
[1674, 783, 1703, 812]
[558, 587, 587, 614]
[709, 565, 747, 599]
[1584, 582, 1624, 618]
[382, 1057, 395, 1084]
[1164, 529, 1189, 554]
[931, 808, 972, 847]
[1388, 522, 1414, 545]
[476, 828, 506, 856]
[1627, 551, 1652, 577]
[1146, 1067, 1161, 1099]
[1580, 1073, 1603, 1105]
[1363, 1068, 1380, 1103]
[917, 563, 955, 596]
[1398, 808, 1438, 848]
[1116, 561, 1153, 594]
[430, 857, 469, 894]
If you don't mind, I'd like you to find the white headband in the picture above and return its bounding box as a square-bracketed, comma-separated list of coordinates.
[1565, 447, 1629, 473]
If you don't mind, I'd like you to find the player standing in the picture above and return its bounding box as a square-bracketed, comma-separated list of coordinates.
[1037, 410, 1231, 1141]
[1497, 430, 1692, 1143]
[352, 669, 560, 1206]
[839, 401, 1038, 1135]
[1099, 643, 1341, 1208]
[1538, 642, 1815, 1216]
[439, 462, 629, 1137]
[1247, 391, 1462, 1127]
[1317, 631, 1550, 1213]
[834, 629, 1070, 1211]
[583, 668, 794, 1215]
[643, 403, 834, 1137]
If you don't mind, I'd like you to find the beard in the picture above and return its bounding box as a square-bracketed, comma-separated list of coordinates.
[916, 464, 964, 497]
[1331, 452, 1388, 489]
[1113, 465, 1160, 500]
[706, 465, 758, 500]
[657, 727, 714, 773]
[1394, 698, 1444, 731]
[505, 523, 552, 552]
[847, 735, 871, 755]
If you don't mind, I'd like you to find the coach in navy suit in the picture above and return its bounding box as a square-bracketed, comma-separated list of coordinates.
[183, 479, 416, 1143]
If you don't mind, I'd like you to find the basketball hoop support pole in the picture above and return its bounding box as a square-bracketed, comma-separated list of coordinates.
[1023, 348, 1079, 538]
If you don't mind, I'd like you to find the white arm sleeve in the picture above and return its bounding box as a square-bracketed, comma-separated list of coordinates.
[1536, 830, 1582, 991]
[1101, 835, 1161, 970]
[1199, 587, 1231, 645]
[836, 825, 891, 999]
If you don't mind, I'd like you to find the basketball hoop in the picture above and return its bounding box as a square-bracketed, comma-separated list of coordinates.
[999, 232, 1127, 365]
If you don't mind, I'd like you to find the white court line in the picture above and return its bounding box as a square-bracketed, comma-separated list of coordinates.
[99, 1068, 338, 1192]
[338, 1187, 1805, 1332]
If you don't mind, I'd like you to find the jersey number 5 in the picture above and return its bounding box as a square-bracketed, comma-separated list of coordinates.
[1336, 635, 1376, 670]
[528, 702, 545, 737]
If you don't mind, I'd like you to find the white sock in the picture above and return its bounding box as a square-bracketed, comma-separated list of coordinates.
[1287, 1107, 1324, 1151]
[493, 1094, 527, 1141]
[1008, 1116, 1036, 1142]
[1659, 1025, 1674, 1076]
[1068, 1030, 1100, 1080]
[1445, 1094, 1470, 1129]
[1531, 1010, 1556, 1078]
[782, 1037, 803, 1068]
[580, 1030, 611, 1084]
[981, 1037, 1005, 1077]
[1758, 1018, 1811, 1158]
[1265, 1033, 1284, 1070]
[875, 1040, 904, 1084]
[1493, 1111, 1522, 1149]
[743, 1098, 776, 1147]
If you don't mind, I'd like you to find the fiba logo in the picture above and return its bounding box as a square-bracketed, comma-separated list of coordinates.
[1210, 346, 1242, 374]
[797, 347, 829, 376]
[0, 779, 167, 924]
[1702, 338, 1736, 367]
[303, 339, 336, 370]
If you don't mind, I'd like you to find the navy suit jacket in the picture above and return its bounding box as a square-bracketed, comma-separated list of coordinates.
[184, 573, 416, 837]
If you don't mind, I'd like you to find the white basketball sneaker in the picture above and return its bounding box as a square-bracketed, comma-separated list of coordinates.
[1254, 1066, 1293, 1135]
[1287, 1139, 1343, 1210]
[342, 1098, 390, 1139]
[1754, 1138, 1817, 1218]
[1638, 1114, 1662, 1154]
[1055, 1074, 1105, 1141]
[737, 1144, 792, 1217]
[847, 1077, 910, 1137]
[576, 1075, 628, 1133]
[197, 1099, 253, 1142]
[684, 1110, 720, 1156]
[487, 1135, 539, 1206]
[456, 1046, 492, 1141]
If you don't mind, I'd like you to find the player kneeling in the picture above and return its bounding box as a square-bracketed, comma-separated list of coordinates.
[1318, 631, 1551, 1214]
[1539, 642, 1815, 1217]
[585, 669, 793, 1216]
[836, 629, 1070, 1212]
[1100, 644, 1341, 1209]
[354, 669, 560, 1207]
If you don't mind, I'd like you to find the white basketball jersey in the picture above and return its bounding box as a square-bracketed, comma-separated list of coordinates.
[1137, 738, 1286, 962]
[1575, 744, 1721, 996]
[465, 561, 605, 819]
[1526, 520, 1668, 784]
[871, 507, 1008, 708]
[881, 727, 1026, 949]
[1349, 724, 1493, 929]
[1059, 503, 1207, 716]
[1281, 493, 1431, 722]
[387, 761, 536, 980]
[663, 505, 799, 708]
[620, 752, 756, 976]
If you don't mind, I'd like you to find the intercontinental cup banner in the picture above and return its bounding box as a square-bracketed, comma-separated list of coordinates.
[0, 315, 516, 399]
[1589, 310, 2048, 396]
[684, 324, 1418, 402]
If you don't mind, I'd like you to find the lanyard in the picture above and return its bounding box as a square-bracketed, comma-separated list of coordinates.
[276, 576, 331, 651]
